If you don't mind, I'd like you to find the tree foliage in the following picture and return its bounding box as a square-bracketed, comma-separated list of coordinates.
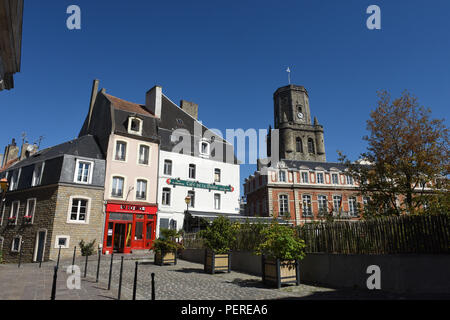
[339, 90, 449, 217]
[152, 228, 183, 253]
[198, 216, 238, 254]
[255, 222, 306, 261]
[79, 239, 96, 256]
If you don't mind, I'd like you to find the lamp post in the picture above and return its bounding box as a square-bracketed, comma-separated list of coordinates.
[184, 196, 191, 232]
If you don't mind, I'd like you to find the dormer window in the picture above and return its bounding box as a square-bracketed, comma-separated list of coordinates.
[127, 117, 142, 135]
[200, 140, 210, 156]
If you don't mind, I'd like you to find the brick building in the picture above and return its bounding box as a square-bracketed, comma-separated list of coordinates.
[244, 85, 363, 225]
[0, 135, 105, 263]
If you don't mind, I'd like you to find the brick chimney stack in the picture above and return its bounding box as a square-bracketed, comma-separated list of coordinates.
[180, 100, 198, 120]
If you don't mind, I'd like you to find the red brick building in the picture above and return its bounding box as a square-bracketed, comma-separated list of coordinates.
[244, 85, 365, 225]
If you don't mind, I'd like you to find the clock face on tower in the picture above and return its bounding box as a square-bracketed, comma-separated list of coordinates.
[297, 112, 304, 120]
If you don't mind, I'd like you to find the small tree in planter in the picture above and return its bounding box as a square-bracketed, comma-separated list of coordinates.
[152, 228, 183, 266]
[199, 216, 237, 274]
[79, 239, 96, 256]
[255, 222, 306, 288]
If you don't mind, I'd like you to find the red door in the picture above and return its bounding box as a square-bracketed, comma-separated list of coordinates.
[133, 220, 145, 249]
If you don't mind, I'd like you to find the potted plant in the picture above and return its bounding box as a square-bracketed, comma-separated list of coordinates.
[199, 216, 237, 274]
[7, 216, 16, 225]
[23, 215, 33, 224]
[152, 228, 183, 266]
[255, 221, 306, 288]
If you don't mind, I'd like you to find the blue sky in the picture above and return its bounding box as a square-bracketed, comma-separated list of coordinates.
[1, 0, 449, 196]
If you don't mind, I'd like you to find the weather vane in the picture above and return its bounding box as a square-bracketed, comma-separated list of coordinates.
[286, 67, 291, 84]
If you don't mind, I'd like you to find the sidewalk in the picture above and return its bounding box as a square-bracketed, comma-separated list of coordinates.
[0, 261, 118, 300]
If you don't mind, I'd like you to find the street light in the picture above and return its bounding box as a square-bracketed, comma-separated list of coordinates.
[184, 196, 191, 232]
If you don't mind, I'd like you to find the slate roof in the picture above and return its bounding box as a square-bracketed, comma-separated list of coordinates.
[281, 159, 347, 171]
[6, 135, 104, 170]
[158, 95, 239, 164]
[103, 93, 159, 142]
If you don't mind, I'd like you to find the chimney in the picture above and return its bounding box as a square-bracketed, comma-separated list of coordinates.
[180, 100, 198, 120]
[145, 85, 162, 118]
[19, 142, 38, 161]
[1, 138, 19, 168]
[87, 79, 100, 131]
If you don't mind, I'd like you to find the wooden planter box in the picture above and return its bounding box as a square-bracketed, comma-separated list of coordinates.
[261, 256, 300, 288]
[154, 250, 177, 266]
[204, 249, 231, 274]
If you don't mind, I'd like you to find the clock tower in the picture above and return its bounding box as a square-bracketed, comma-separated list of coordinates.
[272, 85, 326, 162]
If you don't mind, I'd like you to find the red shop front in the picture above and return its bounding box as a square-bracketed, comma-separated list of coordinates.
[103, 201, 157, 254]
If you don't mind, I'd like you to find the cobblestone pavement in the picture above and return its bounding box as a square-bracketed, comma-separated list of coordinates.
[60, 253, 439, 300]
[1, 253, 446, 300]
[0, 261, 117, 300]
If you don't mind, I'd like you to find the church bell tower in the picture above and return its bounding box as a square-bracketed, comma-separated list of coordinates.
[272, 85, 326, 162]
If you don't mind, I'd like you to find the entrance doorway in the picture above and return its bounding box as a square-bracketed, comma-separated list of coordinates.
[34, 229, 47, 262]
[113, 223, 126, 252]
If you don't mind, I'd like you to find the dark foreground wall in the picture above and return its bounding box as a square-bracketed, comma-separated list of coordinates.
[180, 249, 450, 294]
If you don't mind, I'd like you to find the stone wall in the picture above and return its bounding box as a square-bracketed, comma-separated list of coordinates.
[50, 184, 104, 261]
[0, 185, 58, 263]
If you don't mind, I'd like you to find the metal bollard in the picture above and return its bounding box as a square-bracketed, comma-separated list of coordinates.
[108, 253, 114, 290]
[84, 253, 89, 278]
[132, 261, 139, 300]
[151, 272, 155, 300]
[118, 256, 124, 300]
[50, 266, 58, 300]
[71, 246, 76, 273]
[96, 249, 101, 283]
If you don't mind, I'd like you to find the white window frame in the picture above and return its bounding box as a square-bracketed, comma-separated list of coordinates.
[11, 235, 22, 253]
[0, 205, 5, 226]
[188, 164, 196, 179]
[279, 170, 286, 182]
[135, 178, 148, 201]
[318, 195, 328, 214]
[333, 195, 342, 213]
[24, 198, 37, 224]
[164, 159, 172, 176]
[331, 173, 339, 185]
[33, 228, 47, 262]
[9, 201, 20, 225]
[346, 175, 354, 185]
[348, 197, 358, 216]
[67, 196, 91, 224]
[32, 162, 45, 187]
[316, 172, 324, 184]
[188, 190, 195, 208]
[162, 188, 171, 206]
[114, 140, 128, 162]
[214, 168, 221, 183]
[111, 175, 126, 199]
[214, 193, 221, 210]
[127, 116, 143, 136]
[137, 144, 150, 166]
[9, 169, 21, 191]
[301, 171, 309, 183]
[199, 139, 210, 158]
[302, 194, 312, 216]
[55, 235, 70, 249]
[279, 194, 289, 214]
[73, 159, 94, 184]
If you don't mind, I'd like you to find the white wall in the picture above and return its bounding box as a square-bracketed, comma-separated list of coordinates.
[156, 150, 240, 237]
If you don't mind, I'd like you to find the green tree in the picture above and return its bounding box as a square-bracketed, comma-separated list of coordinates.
[339, 90, 449, 217]
[199, 216, 237, 254]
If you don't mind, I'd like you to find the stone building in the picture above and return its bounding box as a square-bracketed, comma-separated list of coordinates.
[244, 85, 362, 225]
[0, 135, 105, 263]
